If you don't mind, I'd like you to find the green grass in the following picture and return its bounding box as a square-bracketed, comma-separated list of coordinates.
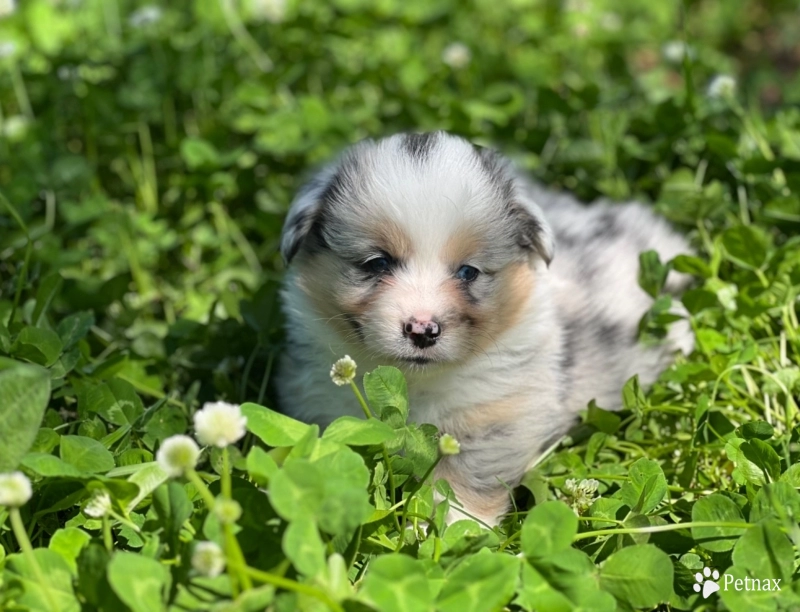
[1, 0, 800, 610]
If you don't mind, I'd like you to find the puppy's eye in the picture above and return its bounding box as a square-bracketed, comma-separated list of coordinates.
[364, 256, 392, 274]
[456, 265, 480, 282]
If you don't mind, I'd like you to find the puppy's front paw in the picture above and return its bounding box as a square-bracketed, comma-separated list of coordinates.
[443, 502, 502, 528]
[433, 474, 511, 528]
[433, 458, 515, 527]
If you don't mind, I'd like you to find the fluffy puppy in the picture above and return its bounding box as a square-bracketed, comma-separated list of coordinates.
[277, 131, 692, 525]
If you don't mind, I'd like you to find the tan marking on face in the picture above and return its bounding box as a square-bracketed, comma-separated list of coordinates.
[373, 217, 413, 262]
[439, 261, 535, 355]
[433, 279, 485, 354]
[462, 262, 534, 353]
[492, 262, 534, 332]
[440, 278, 475, 314]
[442, 225, 483, 266]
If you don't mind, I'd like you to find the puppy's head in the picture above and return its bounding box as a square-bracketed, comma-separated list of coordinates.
[281, 132, 554, 368]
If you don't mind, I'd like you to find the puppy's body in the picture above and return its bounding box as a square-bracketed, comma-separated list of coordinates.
[277, 132, 692, 525]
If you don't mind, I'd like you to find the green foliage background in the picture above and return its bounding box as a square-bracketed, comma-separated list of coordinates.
[1, 0, 800, 610]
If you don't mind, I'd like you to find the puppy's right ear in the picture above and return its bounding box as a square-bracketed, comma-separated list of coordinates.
[280, 165, 339, 264]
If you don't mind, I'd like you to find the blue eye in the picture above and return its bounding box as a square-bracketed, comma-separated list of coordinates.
[456, 265, 479, 282]
[365, 257, 392, 274]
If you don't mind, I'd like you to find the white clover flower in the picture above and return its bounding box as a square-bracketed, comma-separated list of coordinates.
[0, 0, 16, 19]
[192, 541, 226, 577]
[442, 42, 471, 69]
[0, 41, 16, 59]
[129, 5, 162, 28]
[599, 13, 621, 32]
[707, 75, 736, 99]
[564, 0, 588, 12]
[157, 435, 201, 477]
[662, 41, 689, 63]
[439, 433, 461, 456]
[330, 355, 357, 386]
[572, 23, 589, 38]
[193, 401, 247, 447]
[214, 498, 242, 524]
[0, 472, 32, 507]
[251, 0, 286, 23]
[57, 65, 76, 81]
[564, 478, 600, 514]
[1, 115, 30, 141]
[84, 490, 112, 518]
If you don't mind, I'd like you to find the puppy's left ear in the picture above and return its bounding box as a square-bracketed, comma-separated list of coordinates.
[475, 146, 554, 266]
[511, 188, 555, 266]
[280, 164, 339, 264]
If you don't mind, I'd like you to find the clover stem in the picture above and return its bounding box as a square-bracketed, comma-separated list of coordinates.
[108, 509, 141, 533]
[395, 456, 441, 552]
[9, 63, 34, 119]
[433, 536, 442, 563]
[382, 446, 402, 532]
[573, 521, 755, 541]
[345, 525, 362, 570]
[349, 381, 374, 419]
[218, 0, 273, 72]
[221, 446, 233, 499]
[102, 514, 113, 552]
[185, 469, 247, 591]
[499, 520, 757, 552]
[185, 470, 217, 509]
[185, 469, 246, 593]
[235, 562, 344, 612]
[345, 381, 401, 530]
[10, 508, 58, 612]
[221, 447, 253, 591]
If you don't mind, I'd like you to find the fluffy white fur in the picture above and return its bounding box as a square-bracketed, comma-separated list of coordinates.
[277, 132, 693, 525]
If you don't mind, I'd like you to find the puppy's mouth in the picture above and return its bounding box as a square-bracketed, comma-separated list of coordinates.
[400, 356, 434, 365]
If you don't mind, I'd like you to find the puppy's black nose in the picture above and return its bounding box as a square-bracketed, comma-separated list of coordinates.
[403, 318, 441, 349]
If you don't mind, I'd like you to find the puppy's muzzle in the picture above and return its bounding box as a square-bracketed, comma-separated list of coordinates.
[403, 317, 441, 349]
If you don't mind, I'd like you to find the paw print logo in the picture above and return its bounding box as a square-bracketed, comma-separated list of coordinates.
[693, 566, 720, 599]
